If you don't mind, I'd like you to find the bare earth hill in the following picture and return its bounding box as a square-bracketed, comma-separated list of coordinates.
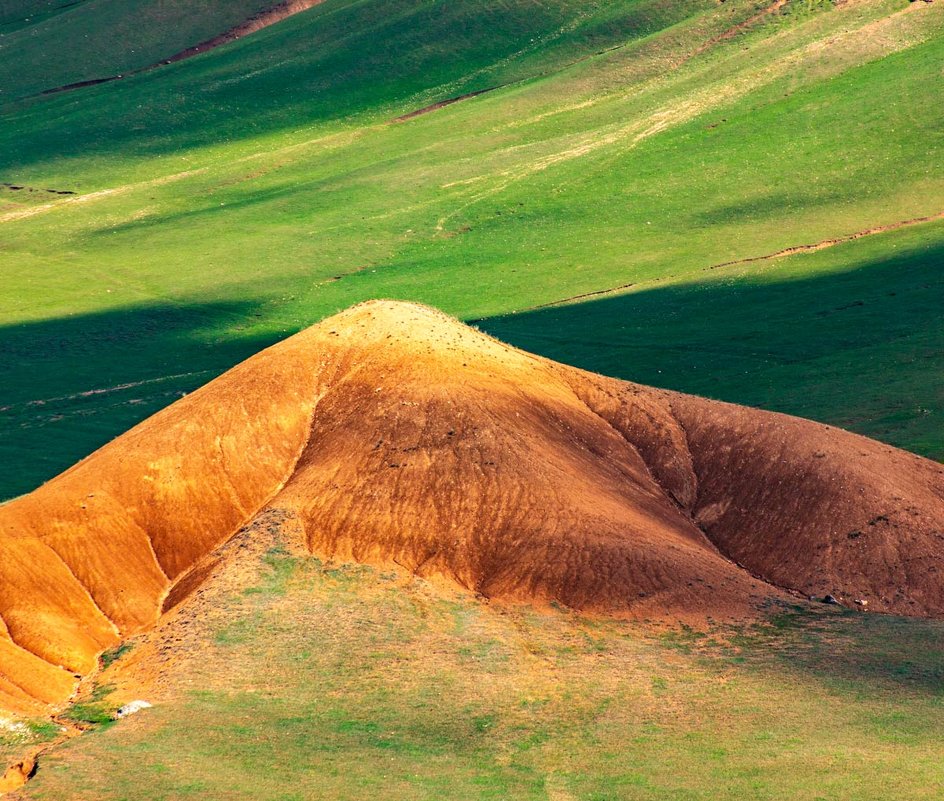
[0, 300, 942, 714]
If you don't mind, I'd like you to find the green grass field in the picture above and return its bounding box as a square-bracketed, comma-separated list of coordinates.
[16, 544, 944, 800]
[0, 0, 276, 100]
[1, 0, 941, 499]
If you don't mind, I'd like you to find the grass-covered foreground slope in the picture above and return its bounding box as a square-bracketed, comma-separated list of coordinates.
[0, 0, 942, 498]
[16, 532, 944, 801]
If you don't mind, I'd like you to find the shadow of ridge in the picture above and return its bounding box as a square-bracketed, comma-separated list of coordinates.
[477, 238, 944, 460]
[0, 298, 279, 500]
[728, 602, 944, 698]
[0, 0, 696, 170]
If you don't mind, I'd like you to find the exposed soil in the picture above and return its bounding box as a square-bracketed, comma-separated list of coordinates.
[392, 88, 499, 122]
[38, 76, 119, 96]
[659, 0, 790, 73]
[0, 714, 84, 796]
[0, 669, 94, 795]
[0, 754, 35, 794]
[1, 300, 943, 717]
[692, 0, 789, 57]
[159, 0, 326, 65]
[110, 508, 304, 703]
[707, 209, 944, 270]
[528, 281, 636, 310]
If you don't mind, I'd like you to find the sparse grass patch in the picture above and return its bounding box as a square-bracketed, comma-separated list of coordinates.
[61, 684, 118, 729]
[99, 643, 133, 669]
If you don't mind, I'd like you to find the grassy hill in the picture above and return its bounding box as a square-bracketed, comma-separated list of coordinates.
[0, 0, 278, 100]
[10, 523, 944, 800]
[0, 0, 941, 501]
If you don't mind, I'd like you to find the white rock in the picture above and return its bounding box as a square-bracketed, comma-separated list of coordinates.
[116, 700, 152, 718]
[0, 716, 27, 735]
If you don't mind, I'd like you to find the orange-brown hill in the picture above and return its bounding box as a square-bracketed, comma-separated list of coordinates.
[1, 300, 943, 714]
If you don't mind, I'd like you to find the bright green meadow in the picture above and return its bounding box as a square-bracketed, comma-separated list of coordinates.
[0, 0, 941, 498]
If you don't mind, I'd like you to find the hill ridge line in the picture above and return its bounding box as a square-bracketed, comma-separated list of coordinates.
[157, 360, 365, 614]
[562, 372, 802, 602]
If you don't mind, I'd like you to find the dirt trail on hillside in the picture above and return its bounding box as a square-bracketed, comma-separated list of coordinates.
[687, 0, 789, 62]
[37, 0, 325, 97]
[510, 208, 944, 311]
[707, 209, 944, 269]
[392, 88, 499, 122]
[161, 0, 325, 65]
[1, 301, 943, 718]
[0, 168, 205, 224]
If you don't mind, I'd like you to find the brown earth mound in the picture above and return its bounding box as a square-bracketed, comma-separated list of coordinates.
[1, 300, 942, 713]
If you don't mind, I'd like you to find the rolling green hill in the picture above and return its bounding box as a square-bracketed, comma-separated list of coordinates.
[1, 0, 941, 498]
[0, 0, 278, 99]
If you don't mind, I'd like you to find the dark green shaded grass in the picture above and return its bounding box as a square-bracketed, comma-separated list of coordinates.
[0, 300, 275, 498]
[0, 0, 708, 170]
[482, 223, 944, 460]
[0, 0, 286, 101]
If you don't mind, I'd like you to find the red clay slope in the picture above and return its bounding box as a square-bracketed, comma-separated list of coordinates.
[0, 300, 942, 713]
[162, 0, 327, 65]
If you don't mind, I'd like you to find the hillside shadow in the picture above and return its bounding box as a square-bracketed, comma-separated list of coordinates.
[481, 239, 944, 693]
[732, 603, 944, 698]
[0, 0, 666, 171]
[477, 237, 944, 459]
[0, 298, 279, 499]
[655, 601, 944, 697]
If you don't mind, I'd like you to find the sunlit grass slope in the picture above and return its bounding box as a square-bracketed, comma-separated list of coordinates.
[19, 544, 944, 800]
[0, 0, 942, 497]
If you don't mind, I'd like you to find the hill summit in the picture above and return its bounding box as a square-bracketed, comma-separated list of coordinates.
[1, 300, 943, 714]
